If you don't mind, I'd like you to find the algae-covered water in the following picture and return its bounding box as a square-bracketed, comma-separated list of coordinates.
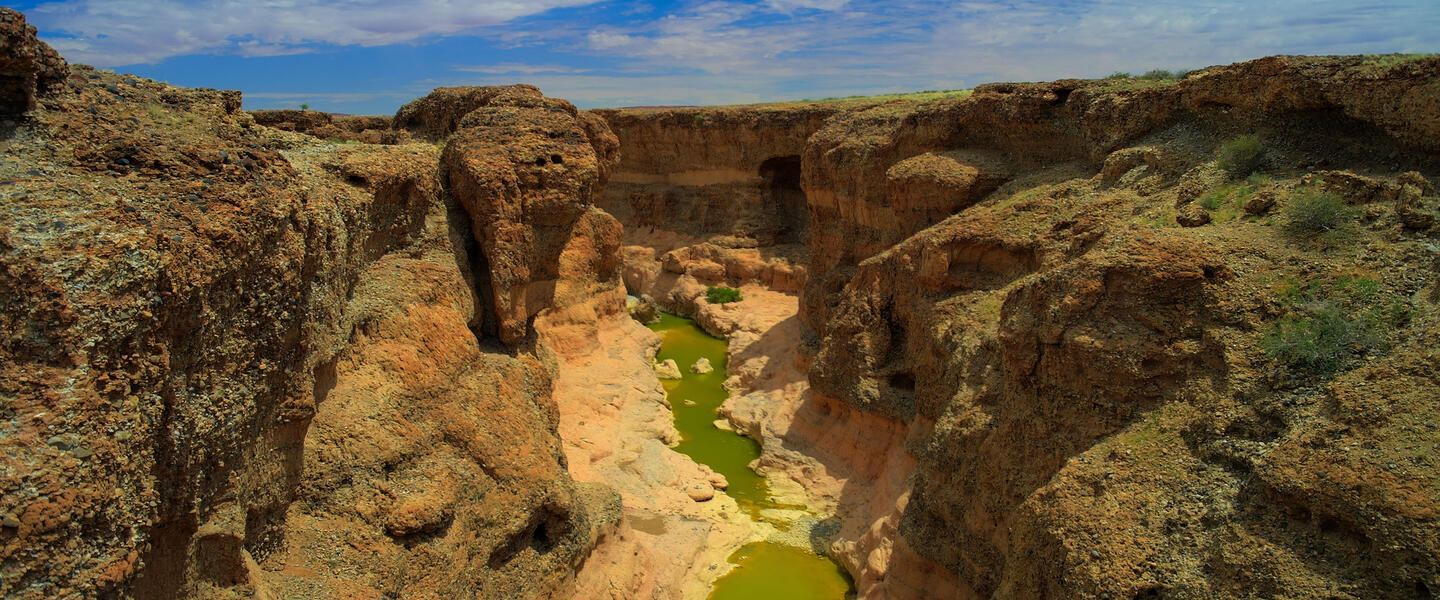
[646, 312, 854, 600]
[649, 312, 771, 512]
[709, 543, 855, 600]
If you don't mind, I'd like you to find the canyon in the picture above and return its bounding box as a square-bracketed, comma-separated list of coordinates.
[3, 7, 1440, 599]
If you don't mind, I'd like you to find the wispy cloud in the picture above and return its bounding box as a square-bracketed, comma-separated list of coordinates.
[27, 0, 605, 65]
[21, 0, 1438, 113]
[454, 63, 591, 74]
[558, 0, 1439, 102]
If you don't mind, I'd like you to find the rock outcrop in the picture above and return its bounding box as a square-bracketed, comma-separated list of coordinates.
[0, 8, 67, 116]
[796, 55, 1440, 599]
[0, 35, 620, 600]
[595, 54, 1440, 600]
[249, 110, 411, 144]
[436, 85, 624, 345]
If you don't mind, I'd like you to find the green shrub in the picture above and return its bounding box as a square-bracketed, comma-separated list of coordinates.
[1261, 277, 1411, 375]
[1107, 71, 1133, 79]
[1140, 69, 1174, 80]
[1281, 188, 1357, 237]
[705, 286, 743, 304]
[1261, 301, 1382, 374]
[1198, 191, 1224, 210]
[1216, 135, 1266, 177]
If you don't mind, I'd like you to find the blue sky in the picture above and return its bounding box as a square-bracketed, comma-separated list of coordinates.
[12, 0, 1439, 114]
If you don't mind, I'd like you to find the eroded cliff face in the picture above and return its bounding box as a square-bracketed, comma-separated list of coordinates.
[0, 16, 623, 598]
[5, 12, 1440, 598]
[592, 106, 830, 246]
[595, 55, 1440, 600]
[802, 56, 1440, 599]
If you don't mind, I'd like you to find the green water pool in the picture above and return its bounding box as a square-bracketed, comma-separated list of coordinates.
[649, 312, 772, 513]
[646, 312, 854, 600]
[709, 543, 856, 600]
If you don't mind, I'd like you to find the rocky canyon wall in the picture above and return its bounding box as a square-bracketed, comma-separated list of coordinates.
[597, 55, 1440, 599]
[5, 8, 1440, 597]
[591, 106, 833, 246]
[802, 56, 1440, 599]
[0, 11, 625, 598]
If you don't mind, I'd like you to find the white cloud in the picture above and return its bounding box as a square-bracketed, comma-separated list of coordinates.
[454, 63, 590, 74]
[587, 30, 634, 50]
[766, 0, 849, 11]
[30, 0, 1440, 111]
[27, 0, 604, 66]
[573, 0, 1440, 98]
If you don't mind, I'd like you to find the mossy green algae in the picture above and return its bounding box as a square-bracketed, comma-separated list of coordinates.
[646, 313, 854, 599]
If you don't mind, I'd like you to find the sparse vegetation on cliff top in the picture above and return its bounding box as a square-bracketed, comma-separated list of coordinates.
[705, 285, 744, 304]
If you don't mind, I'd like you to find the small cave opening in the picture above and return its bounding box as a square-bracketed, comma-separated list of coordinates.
[888, 371, 916, 393]
[550, 154, 563, 164]
[530, 519, 557, 554]
[758, 155, 808, 244]
[534, 156, 548, 167]
[487, 506, 568, 568]
[345, 174, 368, 186]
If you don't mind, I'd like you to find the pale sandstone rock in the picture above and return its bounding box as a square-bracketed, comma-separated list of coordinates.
[690, 357, 714, 374]
[654, 359, 683, 379]
[686, 484, 716, 502]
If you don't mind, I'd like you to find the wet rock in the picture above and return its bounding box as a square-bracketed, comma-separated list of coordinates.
[689, 357, 713, 374]
[629, 294, 661, 324]
[707, 473, 729, 490]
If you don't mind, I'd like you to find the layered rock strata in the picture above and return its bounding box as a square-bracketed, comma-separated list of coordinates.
[596, 55, 1440, 599]
[801, 56, 1440, 599]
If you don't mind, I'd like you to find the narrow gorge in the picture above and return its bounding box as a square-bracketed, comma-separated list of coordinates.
[3, 8, 1440, 599]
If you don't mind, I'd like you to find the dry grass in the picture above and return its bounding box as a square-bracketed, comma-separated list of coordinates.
[1356, 53, 1437, 71]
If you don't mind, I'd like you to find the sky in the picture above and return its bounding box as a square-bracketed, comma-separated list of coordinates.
[11, 0, 1439, 114]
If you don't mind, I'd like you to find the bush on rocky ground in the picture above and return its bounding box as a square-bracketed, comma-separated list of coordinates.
[1281, 187, 1358, 239]
[705, 285, 743, 304]
[1217, 134, 1266, 177]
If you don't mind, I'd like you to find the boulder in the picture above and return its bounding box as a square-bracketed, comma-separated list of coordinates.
[1176, 204, 1212, 227]
[708, 473, 729, 490]
[690, 357, 714, 374]
[654, 359, 682, 380]
[685, 484, 715, 502]
[630, 294, 661, 324]
[1244, 190, 1277, 215]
